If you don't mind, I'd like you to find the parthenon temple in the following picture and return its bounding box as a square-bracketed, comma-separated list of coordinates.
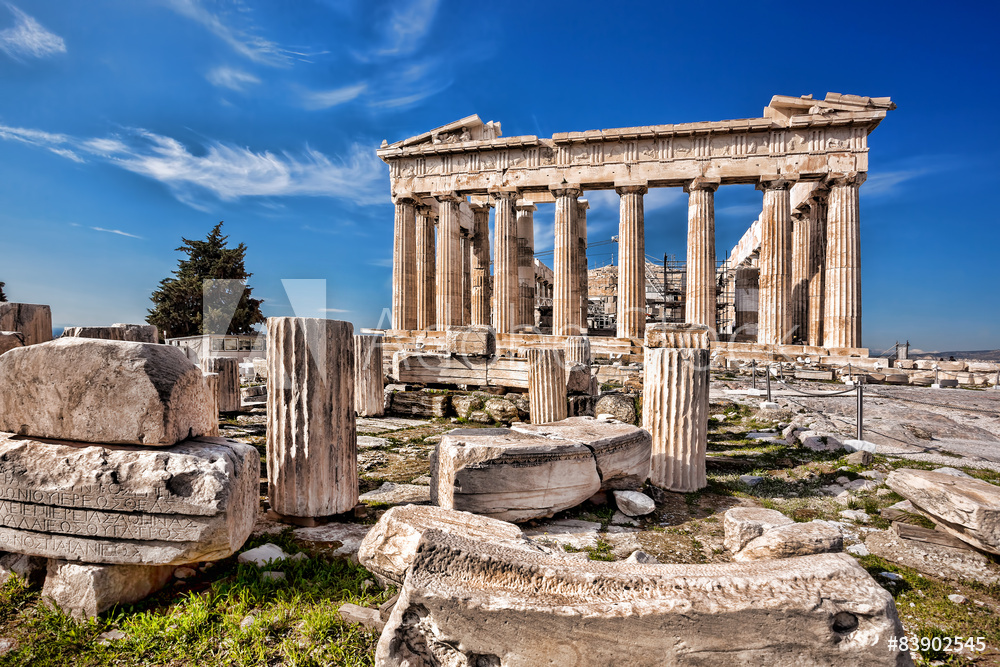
[378, 92, 895, 356]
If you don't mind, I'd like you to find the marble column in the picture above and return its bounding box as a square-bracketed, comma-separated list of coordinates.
[527, 348, 567, 424]
[469, 202, 492, 327]
[435, 192, 463, 329]
[643, 346, 709, 492]
[516, 200, 537, 331]
[616, 184, 647, 340]
[756, 177, 795, 345]
[461, 230, 471, 326]
[201, 357, 239, 412]
[492, 191, 519, 334]
[823, 172, 866, 349]
[807, 190, 829, 347]
[267, 317, 357, 518]
[202, 372, 219, 435]
[415, 206, 436, 332]
[683, 178, 720, 332]
[790, 209, 811, 344]
[576, 199, 590, 332]
[353, 334, 384, 417]
[391, 196, 417, 330]
[551, 185, 582, 336]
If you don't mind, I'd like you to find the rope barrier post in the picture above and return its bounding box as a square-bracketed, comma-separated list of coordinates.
[856, 382, 864, 441]
[752, 360, 757, 391]
[766, 365, 772, 403]
[847, 363, 852, 382]
[995, 369, 999, 391]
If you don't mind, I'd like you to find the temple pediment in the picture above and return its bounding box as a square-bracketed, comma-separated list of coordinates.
[381, 114, 502, 150]
[765, 92, 896, 120]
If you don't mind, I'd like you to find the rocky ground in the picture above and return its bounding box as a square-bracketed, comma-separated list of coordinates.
[0, 376, 998, 666]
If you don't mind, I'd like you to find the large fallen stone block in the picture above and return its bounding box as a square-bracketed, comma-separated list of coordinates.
[0, 338, 215, 446]
[61, 323, 158, 343]
[734, 521, 844, 561]
[886, 468, 1000, 554]
[388, 389, 450, 418]
[376, 530, 910, 666]
[0, 303, 52, 346]
[644, 322, 713, 349]
[445, 325, 496, 357]
[42, 560, 175, 619]
[512, 417, 650, 490]
[724, 507, 794, 553]
[358, 505, 529, 586]
[0, 434, 258, 565]
[432, 428, 600, 522]
[0, 332, 24, 356]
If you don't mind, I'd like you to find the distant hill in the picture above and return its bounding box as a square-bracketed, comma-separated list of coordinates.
[909, 350, 1000, 362]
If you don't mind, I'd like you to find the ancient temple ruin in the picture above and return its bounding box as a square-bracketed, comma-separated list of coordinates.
[378, 92, 894, 355]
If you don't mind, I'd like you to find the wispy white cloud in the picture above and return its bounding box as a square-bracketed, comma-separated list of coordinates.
[718, 203, 761, 217]
[377, 0, 439, 57]
[165, 0, 292, 66]
[368, 258, 393, 268]
[862, 170, 925, 197]
[585, 188, 684, 215]
[0, 4, 65, 61]
[319, 307, 350, 313]
[206, 65, 260, 91]
[0, 121, 388, 208]
[91, 227, 143, 239]
[300, 83, 367, 110]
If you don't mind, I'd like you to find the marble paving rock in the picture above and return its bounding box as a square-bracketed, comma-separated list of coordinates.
[0, 332, 24, 356]
[359, 482, 430, 506]
[566, 362, 592, 394]
[0, 303, 51, 347]
[42, 560, 176, 619]
[376, 530, 910, 667]
[0, 552, 45, 586]
[512, 416, 651, 490]
[734, 520, 844, 562]
[0, 338, 215, 446]
[593, 394, 636, 424]
[0, 434, 258, 565]
[612, 490, 655, 517]
[238, 543, 289, 567]
[724, 507, 795, 553]
[865, 529, 1000, 585]
[293, 523, 372, 561]
[886, 468, 1000, 554]
[432, 428, 600, 522]
[358, 504, 529, 586]
[445, 326, 496, 357]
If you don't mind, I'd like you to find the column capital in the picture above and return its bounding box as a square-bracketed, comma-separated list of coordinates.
[683, 176, 720, 193]
[575, 199, 589, 212]
[488, 186, 519, 202]
[808, 182, 831, 204]
[549, 183, 582, 199]
[432, 190, 463, 203]
[614, 182, 647, 196]
[515, 199, 537, 212]
[392, 191, 419, 205]
[826, 171, 867, 188]
[414, 203, 434, 217]
[756, 174, 800, 192]
[468, 201, 493, 214]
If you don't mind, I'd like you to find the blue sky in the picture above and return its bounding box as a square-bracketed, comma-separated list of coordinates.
[0, 0, 997, 353]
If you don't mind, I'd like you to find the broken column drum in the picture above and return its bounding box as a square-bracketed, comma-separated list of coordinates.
[565, 336, 592, 367]
[354, 334, 385, 417]
[267, 317, 357, 518]
[643, 347, 710, 492]
[201, 356, 240, 413]
[527, 348, 567, 424]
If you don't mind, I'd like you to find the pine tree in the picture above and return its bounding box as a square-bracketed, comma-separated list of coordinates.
[147, 222, 265, 339]
[0, 282, 6, 302]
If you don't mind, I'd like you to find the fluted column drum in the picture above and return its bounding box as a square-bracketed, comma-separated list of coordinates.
[528, 348, 567, 424]
[616, 184, 647, 340]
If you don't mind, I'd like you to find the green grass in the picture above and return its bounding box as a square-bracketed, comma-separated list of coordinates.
[563, 539, 615, 562]
[0, 531, 388, 667]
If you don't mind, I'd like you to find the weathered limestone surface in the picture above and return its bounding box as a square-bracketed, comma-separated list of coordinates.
[357, 505, 528, 586]
[0, 303, 52, 347]
[723, 507, 794, 553]
[616, 185, 646, 340]
[565, 336, 592, 367]
[445, 325, 496, 357]
[757, 178, 794, 345]
[61, 323, 158, 343]
[376, 530, 910, 667]
[527, 348, 567, 424]
[886, 468, 1000, 554]
[644, 322, 713, 349]
[684, 178, 719, 330]
[565, 362, 591, 394]
[643, 347, 709, 492]
[354, 335, 385, 417]
[202, 373, 220, 436]
[267, 317, 357, 518]
[0, 339, 215, 446]
[0, 434, 258, 565]
[201, 356, 240, 413]
[594, 393, 637, 424]
[0, 332, 24, 356]
[432, 428, 600, 522]
[734, 521, 844, 561]
[43, 560, 176, 619]
[513, 417, 650, 491]
[388, 389, 450, 418]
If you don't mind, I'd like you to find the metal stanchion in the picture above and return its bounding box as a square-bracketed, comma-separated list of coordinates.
[766, 365, 772, 403]
[752, 360, 757, 391]
[856, 382, 864, 441]
[995, 369, 1000, 391]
